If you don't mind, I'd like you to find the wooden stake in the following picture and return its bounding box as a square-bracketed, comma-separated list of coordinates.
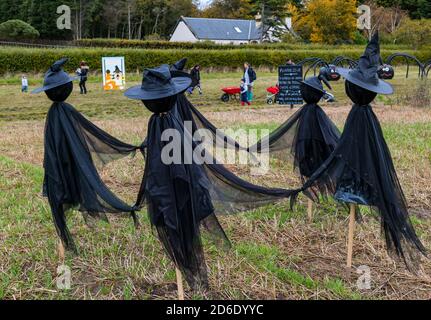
[57, 239, 65, 263]
[346, 204, 356, 269]
[176, 268, 185, 300]
[307, 199, 314, 223]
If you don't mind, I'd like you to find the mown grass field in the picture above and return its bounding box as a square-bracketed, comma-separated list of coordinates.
[0, 67, 430, 300]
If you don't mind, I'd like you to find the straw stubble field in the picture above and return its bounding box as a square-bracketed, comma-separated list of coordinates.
[0, 69, 430, 300]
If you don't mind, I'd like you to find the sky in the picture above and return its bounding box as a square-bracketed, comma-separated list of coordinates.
[198, 0, 212, 9]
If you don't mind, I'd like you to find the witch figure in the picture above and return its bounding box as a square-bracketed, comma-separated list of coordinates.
[126, 65, 296, 291]
[32, 58, 140, 253]
[248, 73, 340, 196]
[300, 33, 426, 268]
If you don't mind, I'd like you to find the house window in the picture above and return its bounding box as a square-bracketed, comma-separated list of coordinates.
[234, 27, 242, 33]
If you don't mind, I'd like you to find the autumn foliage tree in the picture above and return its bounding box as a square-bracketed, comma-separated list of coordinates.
[293, 0, 357, 44]
[394, 18, 431, 48]
[201, 0, 254, 19]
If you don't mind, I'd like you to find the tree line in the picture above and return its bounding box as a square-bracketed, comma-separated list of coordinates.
[0, 0, 429, 42]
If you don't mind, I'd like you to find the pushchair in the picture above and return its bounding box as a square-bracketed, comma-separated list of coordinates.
[267, 85, 336, 104]
[266, 85, 279, 105]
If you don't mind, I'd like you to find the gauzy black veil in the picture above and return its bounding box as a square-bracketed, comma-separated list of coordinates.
[130, 65, 297, 290]
[248, 74, 341, 192]
[35, 59, 140, 253]
[300, 35, 426, 268]
[169, 59, 251, 156]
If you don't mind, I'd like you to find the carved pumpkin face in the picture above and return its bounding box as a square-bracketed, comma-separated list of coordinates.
[378, 64, 395, 80]
[320, 65, 341, 82]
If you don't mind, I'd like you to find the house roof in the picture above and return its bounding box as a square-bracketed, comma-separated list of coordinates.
[180, 17, 261, 41]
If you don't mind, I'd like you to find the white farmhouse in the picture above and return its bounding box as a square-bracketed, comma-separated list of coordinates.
[170, 16, 262, 45]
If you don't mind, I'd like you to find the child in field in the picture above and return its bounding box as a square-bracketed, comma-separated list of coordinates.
[240, 78, 250, 106]
[21, 75, 28, 93]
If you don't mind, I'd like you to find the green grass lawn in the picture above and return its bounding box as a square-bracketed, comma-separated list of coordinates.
[0, 69, 430, 300]
[0, 66, 428, 121]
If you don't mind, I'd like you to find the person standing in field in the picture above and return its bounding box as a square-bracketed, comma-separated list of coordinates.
[240, 78, 250, 106]
[21, 75, 28, 93]
[76, 61, 89, 94]
[286, 58, 295, 65]
[243, 62, 256, 104]
[188, 65, 202, 95]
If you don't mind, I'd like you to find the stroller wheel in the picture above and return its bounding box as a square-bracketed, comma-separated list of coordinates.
[266, 98, 274, 105]
[221, 93, 230, 102]
[323, 93, 336, 103]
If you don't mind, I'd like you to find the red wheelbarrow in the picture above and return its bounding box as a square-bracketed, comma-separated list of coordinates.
[221, 86, 241, 102]
[266, 85, 279, 105]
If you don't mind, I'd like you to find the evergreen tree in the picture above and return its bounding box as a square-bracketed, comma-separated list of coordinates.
[376, 0, 431, 18]
[0, 0, 26, 23]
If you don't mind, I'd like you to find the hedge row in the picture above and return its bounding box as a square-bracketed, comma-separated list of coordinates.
[75, 38, 422, 52]
[0, 46, 429, 74]
[75, 38, 343, 50]
[2, 38, 425, 52]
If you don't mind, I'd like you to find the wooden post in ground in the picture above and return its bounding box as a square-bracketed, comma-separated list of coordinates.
[346, 204, 356, 268]
[176, 268, 185, 300]
[58, 239, 65, 262]
[307, 199, 314, 223]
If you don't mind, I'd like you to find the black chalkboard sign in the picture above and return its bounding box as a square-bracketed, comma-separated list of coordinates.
[278, 65, 303, 106]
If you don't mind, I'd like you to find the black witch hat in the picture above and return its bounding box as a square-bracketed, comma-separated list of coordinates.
[170, 58, 188, 74]
[170, 58, 199, 88]
[32, 58, 79, 94]
[298, 75, 332, 95]
[338, 33, 393, 95]
[124, 64, 191, 100]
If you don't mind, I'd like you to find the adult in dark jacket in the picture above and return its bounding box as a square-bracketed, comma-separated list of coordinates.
[76, 61, 89, 94]
[187, 65, 202, 95]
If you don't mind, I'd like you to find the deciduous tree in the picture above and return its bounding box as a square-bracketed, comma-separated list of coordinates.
[295, 0, 357, 44]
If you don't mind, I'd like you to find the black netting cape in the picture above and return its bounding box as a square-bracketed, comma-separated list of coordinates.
[139, 93, 250, 155]
[175, 94, 249, 153]
[44, 101, 140, 253]
[136, 97, 297, 290]
[248, 82, 341, 192]
[299, 82, 427, 268]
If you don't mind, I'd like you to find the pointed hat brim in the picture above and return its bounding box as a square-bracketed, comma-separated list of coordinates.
[338, 67, 393, 95]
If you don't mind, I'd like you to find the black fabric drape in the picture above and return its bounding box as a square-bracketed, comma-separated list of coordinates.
[44, 101, 140, 253]
[138, 111, 216, 289]
[251, 103, 340, 177]
[174, 94, 299, 215]
[174, 94, 249, 153]
[249, 84, 340, 190]
[300, 102, 426, 268]
[136, 96, 298, 289]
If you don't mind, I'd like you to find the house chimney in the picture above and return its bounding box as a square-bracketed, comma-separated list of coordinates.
[255, 12, 262, 29]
